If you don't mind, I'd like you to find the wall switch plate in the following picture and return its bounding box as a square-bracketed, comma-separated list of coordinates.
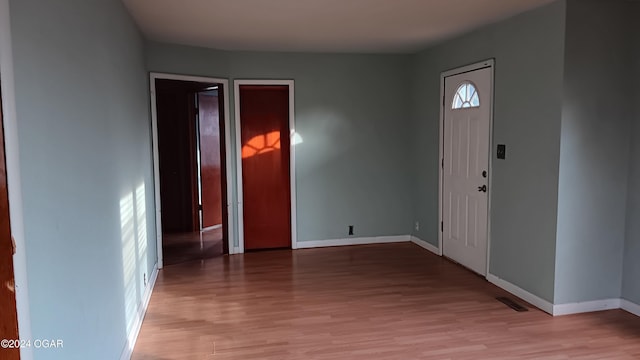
[497, 144, 506, 159]
[415, 221, 420, 231]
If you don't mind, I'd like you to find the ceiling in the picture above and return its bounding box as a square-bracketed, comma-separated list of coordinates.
[122, 0, 556, 54]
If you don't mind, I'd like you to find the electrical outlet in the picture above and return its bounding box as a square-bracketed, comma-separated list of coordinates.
[415, 221, 420, 231]
[348, 225, 354, 236]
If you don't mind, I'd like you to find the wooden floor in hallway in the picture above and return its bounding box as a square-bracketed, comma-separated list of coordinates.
[162, 227, 224, 266]
[132, 243, 640, 360]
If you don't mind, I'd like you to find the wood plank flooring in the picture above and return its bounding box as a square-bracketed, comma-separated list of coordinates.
[132, 243, 640, 359]
[162, 228, 224, 266]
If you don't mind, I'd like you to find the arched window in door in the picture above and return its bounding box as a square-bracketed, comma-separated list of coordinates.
[452, 82, 480, 109]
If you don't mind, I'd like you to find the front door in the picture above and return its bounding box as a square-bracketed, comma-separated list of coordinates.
[442, 66, 492, 275]
[238, 84, 292, 250]
[0, 87, 20, 360]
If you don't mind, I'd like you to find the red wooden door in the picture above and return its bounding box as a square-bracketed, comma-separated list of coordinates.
[198, 92, 223, 229]
[239, 85, 291, 250]
[0, 91, 20, 360]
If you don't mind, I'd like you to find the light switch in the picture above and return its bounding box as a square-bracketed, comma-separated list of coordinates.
[497, 144, 506, 159]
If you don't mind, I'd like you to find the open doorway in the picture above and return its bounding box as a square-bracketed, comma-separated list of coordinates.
[151, 74, 231, 266]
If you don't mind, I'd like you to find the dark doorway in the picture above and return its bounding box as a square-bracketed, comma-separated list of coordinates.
[0, 85, 20, 360]
[155, 78, 228, 265]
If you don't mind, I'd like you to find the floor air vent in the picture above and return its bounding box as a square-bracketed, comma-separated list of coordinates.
[496, 297, 528, 312]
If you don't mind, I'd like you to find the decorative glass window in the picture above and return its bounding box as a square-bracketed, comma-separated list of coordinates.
[452, 82, 480, 109]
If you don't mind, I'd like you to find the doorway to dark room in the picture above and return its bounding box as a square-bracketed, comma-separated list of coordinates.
[153, 77, 229, 266]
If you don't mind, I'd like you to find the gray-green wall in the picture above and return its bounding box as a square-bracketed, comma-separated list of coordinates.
[410, 1, 566, 302]
[7, 3, 640, 360]
[554, 0, 631, 304]
[10, 0, 156, 358]
[146, 44, 415, 244]
[623, 2, 640, 305]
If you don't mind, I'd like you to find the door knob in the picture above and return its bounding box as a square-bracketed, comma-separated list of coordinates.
[478, 185, 487, 192]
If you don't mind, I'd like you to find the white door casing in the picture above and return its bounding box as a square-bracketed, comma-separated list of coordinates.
[442, 65, 492, 276]
[233, 80, 297, 253]
[149, 73, 235, 265]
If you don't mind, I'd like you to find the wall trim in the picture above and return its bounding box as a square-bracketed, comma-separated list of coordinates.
[487, 273, 640, 318]
[410, 236, 440, 255]
[296, 235, 410, 249]
[486, 273, 554, 315]
[621, 299, 640, 317]
[119, 264, 159, 360]
[552, 298, 621, 316]
[202, 224, 222, 232]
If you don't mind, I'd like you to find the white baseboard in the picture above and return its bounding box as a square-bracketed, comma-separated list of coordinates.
[553, 299, 621, 316]
[486, 273, 554, 315]
[202, 224, 222, 231]
[119, 264, 159, 360]
[410, 236, 440, 255]
[485, 274, 637, 317]
[296, 235, 410, 249]
[621, 299, 640, 317]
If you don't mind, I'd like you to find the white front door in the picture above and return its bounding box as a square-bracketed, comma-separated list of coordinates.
[442, 66, 492, 276]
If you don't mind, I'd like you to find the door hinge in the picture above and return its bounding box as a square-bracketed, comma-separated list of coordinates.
[441, 158, 444, 169]
[441, 221, 443, 232]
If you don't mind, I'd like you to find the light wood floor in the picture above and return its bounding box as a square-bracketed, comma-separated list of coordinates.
[133, 243, 640, 359]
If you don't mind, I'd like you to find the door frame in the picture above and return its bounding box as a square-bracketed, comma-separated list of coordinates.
[233, 79, 297, 252]
[0, 1, 33, 358]
[150, 72, 235, 268]
[438, 59, 495, 277]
